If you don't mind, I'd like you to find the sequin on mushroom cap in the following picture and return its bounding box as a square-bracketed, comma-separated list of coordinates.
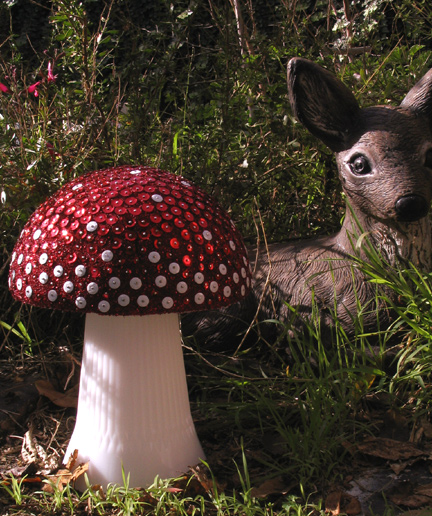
[9, 166, 252, 315]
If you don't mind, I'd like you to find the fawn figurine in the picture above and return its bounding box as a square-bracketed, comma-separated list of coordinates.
[183, 58, 432, 349]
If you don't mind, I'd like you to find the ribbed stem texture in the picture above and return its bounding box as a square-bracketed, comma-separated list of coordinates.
[64, 312, 204, 488]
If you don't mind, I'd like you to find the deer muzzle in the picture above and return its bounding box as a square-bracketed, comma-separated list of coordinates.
[395, 194, 430, 222]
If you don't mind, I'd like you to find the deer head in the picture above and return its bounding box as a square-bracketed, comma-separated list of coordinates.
[288, 58, 432, 268]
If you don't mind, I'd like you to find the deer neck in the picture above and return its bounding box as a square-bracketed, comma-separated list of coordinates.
[337, 208, 432, 269]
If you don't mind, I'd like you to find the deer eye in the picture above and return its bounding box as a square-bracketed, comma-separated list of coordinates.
[425, 149, 432, 169]
[349, 155, 371, 175]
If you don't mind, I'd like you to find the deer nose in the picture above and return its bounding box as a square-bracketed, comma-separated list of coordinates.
[395, 195, 430, 222]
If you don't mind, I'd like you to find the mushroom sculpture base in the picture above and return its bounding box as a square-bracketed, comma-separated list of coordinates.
[64, 312, 205, 490]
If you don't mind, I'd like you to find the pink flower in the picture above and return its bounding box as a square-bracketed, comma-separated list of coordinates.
[28, 81, 42, 97]
[47, 61, 57, 82]
[0, 82, 11, 94]
[46, 142, 58, 162]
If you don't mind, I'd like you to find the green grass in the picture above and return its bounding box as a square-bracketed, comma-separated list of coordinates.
[0, 470, 332, 516]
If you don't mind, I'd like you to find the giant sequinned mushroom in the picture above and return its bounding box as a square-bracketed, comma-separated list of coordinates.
[8, 165, 252, 488]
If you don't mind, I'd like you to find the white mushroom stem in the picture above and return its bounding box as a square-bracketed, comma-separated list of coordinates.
[64, 312, 205, 489]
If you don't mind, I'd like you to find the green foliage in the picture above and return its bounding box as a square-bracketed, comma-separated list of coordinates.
[2, 0, 431, 255]
[355, 244, 432, 407]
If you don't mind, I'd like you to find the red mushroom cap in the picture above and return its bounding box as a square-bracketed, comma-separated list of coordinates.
[9, 166, 252, 315]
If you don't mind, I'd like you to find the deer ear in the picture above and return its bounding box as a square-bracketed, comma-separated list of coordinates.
[400, 68, 432, 119]
[287, 58, 360, 152]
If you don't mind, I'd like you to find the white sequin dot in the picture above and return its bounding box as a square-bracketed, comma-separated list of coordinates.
[233, 272, 239, 283]
[72, 183, 83, 191]
[148, 251, 161, 263]
[118, 294, 130, 306]
[86, 221, 98, 232]
[223, 286, 231, 298]
[219, 264, 227, 275]
[177, 281, 188, 293]
[25, 263, 32, 274]
[130, 277, 142, 290]
[17, 254, 23, 265]
[39, 253, 48, 265]
[130, 170, 141, 175]
[101, 250, 113, 262]
[53, 265, 64, 277]
[109, 277, 121, 289]
[162, 297, 174, 309]
[137, 295, 149, 307]
[229, 240, 236, 251]
[246, 277, 251, 287]
[63, 281, 74, 293]
[33, 229, 41, 240]
[241, 267, 247, 278]
[87, 282, 99, 295]
[203, 230, 212, 240]
[75, 265, 86, 277]
[243, 256, 248, 266]
[76, 297, 87, 309]
[48, 290, 58, 302]
[11, 252, 16, 264]
[98, 300, 110, 313]
[194, 272, 204, 284]
[155, 275, 167, 288]
[39, 272, 49, 284]
[210, 281, 219, 292]
[152, 194, 163, 203]
[169, 262, 181, 274]
[16, 278, 22, 290]
[25, 286, 32, 298]
[194, 292, 205, 305]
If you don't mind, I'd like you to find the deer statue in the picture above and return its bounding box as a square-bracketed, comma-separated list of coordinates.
[182, 58, 432, 350]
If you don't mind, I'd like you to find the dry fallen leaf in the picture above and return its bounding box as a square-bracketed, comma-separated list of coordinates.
[43, 449, 89, 493]
[344, 495, 362, 516]
[357, 437, 425, 461]
[21, 427, 58, 473]
[325, 491, 362, 516]
[390, 456, 423, 476]
[390, 492, 432, 508]
[250, 476, 288, 498]
[416, 484, 432, 496]
[325, 490, 342, 515]
[389, 481, 432, 509]
[65, 449, 79, 471]
[35, 379, 78, 408]
[189, 463, 220, 495]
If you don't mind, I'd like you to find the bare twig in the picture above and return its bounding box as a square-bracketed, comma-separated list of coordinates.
[234, 198, 276, 355]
